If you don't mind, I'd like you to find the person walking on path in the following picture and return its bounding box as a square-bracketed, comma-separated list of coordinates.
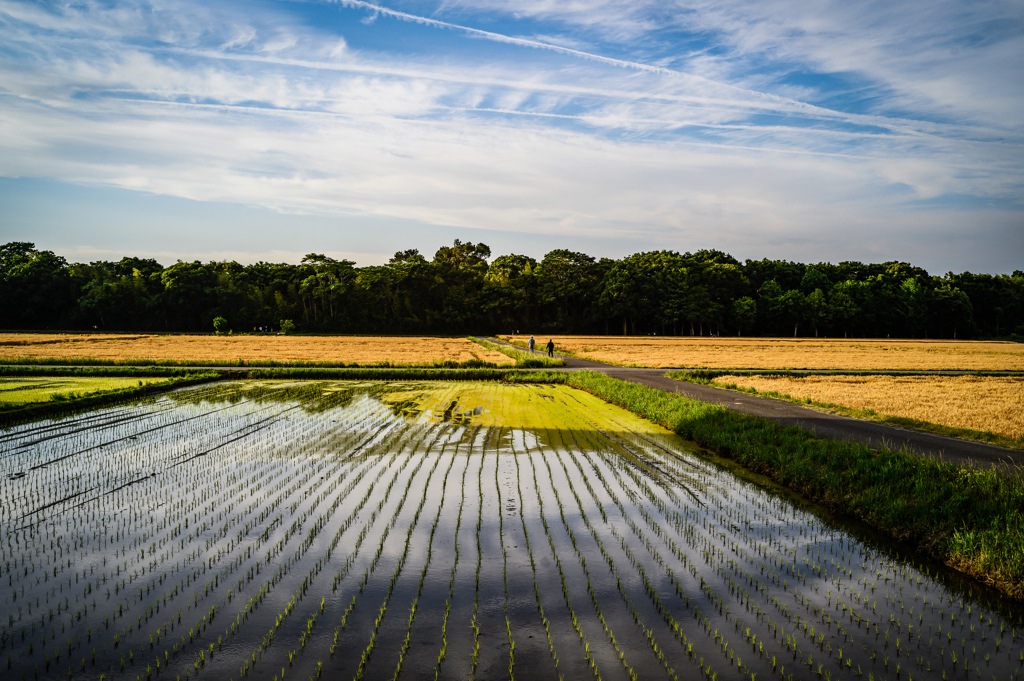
[546, 339, 554, 357]
[528, 335, 536, 352]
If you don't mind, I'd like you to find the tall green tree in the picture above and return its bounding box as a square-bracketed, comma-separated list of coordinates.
[298, 254, 357, 328]
[159, 261, 219, 330]
[805, 288, 830, 337]
[780, 289, 808, 337]
[483, 254, 537, 332]
[930, 283, 974, 339]
[597, 252, 676, 334]
[429, 240, 491, 330]
[730, 296, 757, 336]
[0, 242, 77, 328]
[535, 249, 600, 331]
[829, 281, 861, 338]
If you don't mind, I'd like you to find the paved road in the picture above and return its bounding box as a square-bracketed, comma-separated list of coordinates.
[489, 339, 1023, 470]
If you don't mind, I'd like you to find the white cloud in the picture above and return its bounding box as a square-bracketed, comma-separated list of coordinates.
[0, 0, 1020, 273]
[442, 0, 1024, 130]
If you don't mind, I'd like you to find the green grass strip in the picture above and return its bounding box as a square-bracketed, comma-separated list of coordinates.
[243, 368, 568, 381]
[471, 337, 565, 368]
[668, 370, 1024, 451]
[668, 369, 1024, 380]
[0, 365, 215, 378]
[562, 370, 1024, 600]
[0, 356, 507, 369]
[0, 366, 570, 383]
[0, 373, 223, 428]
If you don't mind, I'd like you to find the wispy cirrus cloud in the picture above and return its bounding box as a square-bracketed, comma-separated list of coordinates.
[438, 0, 1024, 127]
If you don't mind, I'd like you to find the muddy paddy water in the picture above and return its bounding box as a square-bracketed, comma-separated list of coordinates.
[1, 380, 1022, 681]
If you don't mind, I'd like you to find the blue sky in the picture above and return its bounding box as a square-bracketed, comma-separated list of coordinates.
[1, 0, 1022, 273]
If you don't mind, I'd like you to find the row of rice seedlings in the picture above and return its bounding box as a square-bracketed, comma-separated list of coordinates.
[14, 382, 298, 475]
[120, 390, 383, 678]
[0, 381, 231, 458]
[493, 425, 517, 681]
[576, 403, 840, 673]
[4, 388, 308, 556]
[580, 405, 1024, 681]
[4, 382, 301, 667]
[173, 392, 415, 679]
[550, 434, 701, 681]
[570, 442, 742, 679]
[2, 385, 387, 675]
[576, 434, 758, 675]
[598, 419, 831, 667]
[388, 442, 460, 681]
[533, 401, 685, 681]
[232, 439, 401, 678]
[148, 398, 384, 678]
[509, 429, 564, 680]
[1, 390, 244, 524]
[469, 442, 485, 678]
[593, 426, 842, 680]
[307, 430, 440, 677]
[648, 449, 861, 677]
[525, 439, 604, 680]
[429, 427, 472, 679]
[350, 430, 449, 680]
[3, 392, 309, 673]
[288, 436, 427, 679]
[261, 408, 453, 679]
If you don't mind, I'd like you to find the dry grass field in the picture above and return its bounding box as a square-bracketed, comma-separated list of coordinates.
[0, 333, 514, 366]
[504, 335, 1024, 370]
[713, 374, 1024, 440]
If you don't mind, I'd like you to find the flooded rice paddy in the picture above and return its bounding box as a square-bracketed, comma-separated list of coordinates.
[1, 380, 1022, 681]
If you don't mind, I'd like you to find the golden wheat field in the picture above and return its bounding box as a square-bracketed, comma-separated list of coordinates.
[713, 374, 1024, 440]
[0, 334, 514, 366]
[503, 335, 1024, 370]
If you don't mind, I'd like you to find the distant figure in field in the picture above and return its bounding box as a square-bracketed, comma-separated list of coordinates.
[528, 335, 535, 352]
[546, 339, 554, 357]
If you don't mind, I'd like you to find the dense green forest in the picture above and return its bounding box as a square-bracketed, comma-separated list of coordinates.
[2, 241, 1022, 339]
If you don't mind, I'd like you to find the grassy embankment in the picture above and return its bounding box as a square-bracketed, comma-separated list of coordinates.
[669, 369, 1024, 450]
[558, 370, 1024, 599]
[500, 335, 585, 360]
[0, 366, 222, 426]
[470, 336, 565, 368]
[0, 355, 514, 368]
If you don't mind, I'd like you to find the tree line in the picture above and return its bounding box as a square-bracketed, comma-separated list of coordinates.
[2, 240, 1023, 339]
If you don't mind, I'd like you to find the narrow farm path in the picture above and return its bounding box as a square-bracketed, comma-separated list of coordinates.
[480, 338, 1024, 469]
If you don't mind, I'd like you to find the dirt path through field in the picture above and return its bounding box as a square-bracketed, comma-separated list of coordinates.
[483, 338, 1023, 469]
